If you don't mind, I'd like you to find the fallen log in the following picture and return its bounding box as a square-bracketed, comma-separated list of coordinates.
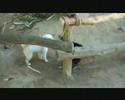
[57, 42, 125, 60]
[0, 33, 73, 53]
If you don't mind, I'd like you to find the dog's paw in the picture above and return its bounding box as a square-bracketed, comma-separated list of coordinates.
[44, 59, 48, 62]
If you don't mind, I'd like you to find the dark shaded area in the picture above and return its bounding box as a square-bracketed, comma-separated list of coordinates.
[72, 42, 83, 68]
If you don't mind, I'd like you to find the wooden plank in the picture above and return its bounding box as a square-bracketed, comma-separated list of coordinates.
[60, 13, 125, 26]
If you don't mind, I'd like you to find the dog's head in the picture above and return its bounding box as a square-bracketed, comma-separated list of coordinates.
[39, 33, 55, 40]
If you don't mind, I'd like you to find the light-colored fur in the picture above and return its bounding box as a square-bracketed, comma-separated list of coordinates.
[21, 34, 54, 70]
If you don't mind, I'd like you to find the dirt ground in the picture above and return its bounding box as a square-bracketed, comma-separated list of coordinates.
[1, 13, 125, 88]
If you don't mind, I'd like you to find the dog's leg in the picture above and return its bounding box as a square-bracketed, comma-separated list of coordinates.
[42, 47, 48, 62]
[38, 51, 43, 59]
[23, 49, 33, 66]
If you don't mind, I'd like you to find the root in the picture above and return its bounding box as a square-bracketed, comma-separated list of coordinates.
[46, 14, 55, 21]
[27, 65, 41, 74]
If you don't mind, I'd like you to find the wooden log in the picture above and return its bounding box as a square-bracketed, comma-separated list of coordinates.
[57, 42, 125, 60]
[0, 33, 73, 53]
[60, 13, 125, 26]
[62, 58, 73, 78]
[61, 22, 73, 79]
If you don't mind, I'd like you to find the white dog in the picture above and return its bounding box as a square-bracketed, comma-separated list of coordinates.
[21, 33, 54, 73]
